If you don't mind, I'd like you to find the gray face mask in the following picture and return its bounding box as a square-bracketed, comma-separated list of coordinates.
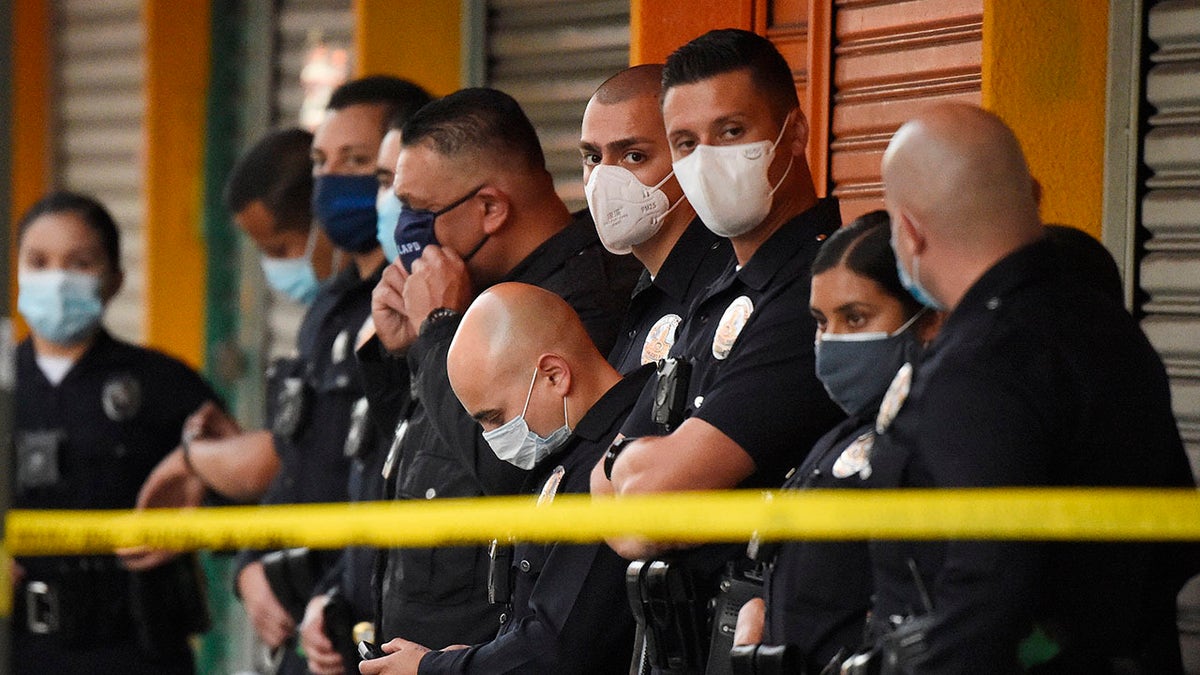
[481, 368, 571, 470]
[814, 310, 926, 417]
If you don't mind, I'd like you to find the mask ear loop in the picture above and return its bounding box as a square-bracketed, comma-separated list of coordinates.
[890, 307, 930, 337]
[649, 170, 687, 225]
[767, 109, 798, 198]
[519, 367, 539, 418]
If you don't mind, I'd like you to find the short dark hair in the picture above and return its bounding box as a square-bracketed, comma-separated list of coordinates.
[18, 191, 122, 271]
[328, 75, 433, 136]
[663, 28, 799, 123]
[400, 88, 545, 172]
[812, 209, 922, 317]
[224, 127, 314, 232]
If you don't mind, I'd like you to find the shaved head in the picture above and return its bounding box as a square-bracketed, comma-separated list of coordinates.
[883, 103, 1040, 245]
[448, 283, 619, 435]
[883, 103, 1045, 310]
[592, 64, 665, 105]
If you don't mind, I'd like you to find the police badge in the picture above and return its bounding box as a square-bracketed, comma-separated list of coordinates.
[831, 431, 875, 479]
[102, 373, 142, 421]
[641, 314, 681, 365]
[875, 362, 913, 434]
[712, 296, 754, 360]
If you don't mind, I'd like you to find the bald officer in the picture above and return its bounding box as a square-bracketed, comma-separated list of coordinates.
[361, 283, 647, 674]
[868, 103, 1195, 673]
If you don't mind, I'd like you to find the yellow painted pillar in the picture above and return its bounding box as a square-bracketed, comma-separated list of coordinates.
[983, 0, 1109, 239]
[10, 0, 54, 339]
[143, 0, 209, 368]
[355, 0, 462, 95]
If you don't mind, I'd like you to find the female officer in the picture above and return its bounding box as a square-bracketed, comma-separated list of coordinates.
[732, 211, 940, 672]
[12, 192, 217, 674]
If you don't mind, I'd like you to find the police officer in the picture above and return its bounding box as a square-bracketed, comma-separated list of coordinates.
[579, 64, 731, 373]
[360, 87, 641, 651]
[12, 192, 217, 674]
[136, 127, 327, 510]
[868, 103, 1196, 673]
[730, 212, 941, 673]
[591, 30, 844, 672]
[231, 76, 427, 675]
[361, 283, 646, 674]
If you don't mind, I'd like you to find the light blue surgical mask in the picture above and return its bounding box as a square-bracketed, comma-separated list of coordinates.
[260, 225, 320, 304]
[18, 269, 105, 346]
[376, 190, 404, 263]
[891, 228, 945, 311]
[482, 368, 571, 470]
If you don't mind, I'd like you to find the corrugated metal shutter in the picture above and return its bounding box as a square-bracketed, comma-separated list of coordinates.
[485, 0, 630, 210]
[1138, 0, 1200, 472]
[829, 0, 983, 220]
[53, 0, 145, 343]
[264, 0, 354, 360]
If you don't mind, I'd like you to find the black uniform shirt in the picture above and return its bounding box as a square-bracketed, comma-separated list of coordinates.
[607, 219, 731, 374]
[369, 210, 641, 648]
[417, 365, 653, 674]
[868, 237, 1196, 673]
[234, 262, 381, 582]
[15, 329, 217, 521]
[762, 415, 881, 671]
[13, 329, 217, 660]
[621, 198, 845, 488]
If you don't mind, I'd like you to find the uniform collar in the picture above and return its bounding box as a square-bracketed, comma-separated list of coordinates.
[736, 197, 841, 292]
[503, 210, 596, 285]
[641, 217, 727, 304]
[943, 236, 1057, 330]
[565, 363, 656, 445]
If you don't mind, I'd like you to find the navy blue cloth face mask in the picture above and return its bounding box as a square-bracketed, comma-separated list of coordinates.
[394, 184, 489, 272]
[313, 173, 381, 253]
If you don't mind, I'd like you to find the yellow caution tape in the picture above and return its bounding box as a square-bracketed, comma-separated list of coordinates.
[0, 543, 9, 618]
[4, 488, 1200, 557]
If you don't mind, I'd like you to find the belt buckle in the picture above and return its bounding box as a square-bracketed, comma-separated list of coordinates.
[25, 581, 60, 634]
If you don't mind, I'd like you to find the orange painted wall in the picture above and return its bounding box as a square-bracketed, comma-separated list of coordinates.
[631, 0, 754, 65]
[9, 0, 53, 339]
[142, 0, 210, 368]
[983, 0, 1108, 240]
[355, 0, 462, 95]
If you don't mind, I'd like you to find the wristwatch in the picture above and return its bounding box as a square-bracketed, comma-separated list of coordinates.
[603, 436, 639, 481]
[420, 307, 460, 336]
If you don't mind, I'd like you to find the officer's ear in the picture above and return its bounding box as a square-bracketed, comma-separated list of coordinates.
[536, 353, 572, 397]
[477, 186, 510, 237]
[788, 110, 809, 160]
[894, 209, 927, 257]
[101, 268, 124, 304]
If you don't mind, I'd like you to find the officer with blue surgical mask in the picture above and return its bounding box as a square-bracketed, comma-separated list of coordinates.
[13, 192, 219, 675]
[222, 128, 339, 305]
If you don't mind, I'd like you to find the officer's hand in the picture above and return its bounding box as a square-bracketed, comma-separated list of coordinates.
[300, 593, 345, 675]
[358, 638, 430, 675]
[238, 561, 296, 649]
[136, 447, 207, 510]
[734, 597, 765, 646]
[402, 246, 472, 326]
[186, 400, 241, 440]
[116, 546, 179, 571]
[372, 260, 418, 354]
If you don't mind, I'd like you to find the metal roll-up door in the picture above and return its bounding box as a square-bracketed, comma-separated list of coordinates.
[485, 0, 630, 209]
[829, 0, 983, 220]
[264, 0, 353, 361]
[53, 0, 145, 342]
[1139, 0, 1200, 472]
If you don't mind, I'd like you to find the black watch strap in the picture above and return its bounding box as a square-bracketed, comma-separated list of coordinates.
[603, 436, 639, 481]
[419, 307, 460, 336]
